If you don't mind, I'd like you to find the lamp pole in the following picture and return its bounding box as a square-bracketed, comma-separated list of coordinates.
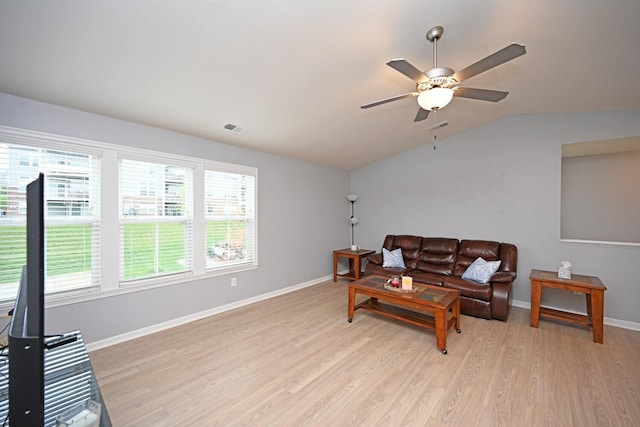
[350, 200, 355, 246]
[346, 195, 358, 249]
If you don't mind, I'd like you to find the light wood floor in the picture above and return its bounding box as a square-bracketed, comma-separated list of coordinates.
[90, 280, 640, 426]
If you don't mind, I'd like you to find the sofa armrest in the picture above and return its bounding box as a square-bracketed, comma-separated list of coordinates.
[491, 281, 512, 321]
[367, 253, 383, 265]
[491, 271, 517, 283]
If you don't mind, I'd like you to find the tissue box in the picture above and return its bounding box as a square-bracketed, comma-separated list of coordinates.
[558, 261, 572, 279]
[56, 400, 101, 427]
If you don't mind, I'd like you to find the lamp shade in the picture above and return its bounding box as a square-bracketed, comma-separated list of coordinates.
[346, 194, 359, 202]
[417, 87, 454, 111]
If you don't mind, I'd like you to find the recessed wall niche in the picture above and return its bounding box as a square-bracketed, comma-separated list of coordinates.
[561, 136, 640, 245]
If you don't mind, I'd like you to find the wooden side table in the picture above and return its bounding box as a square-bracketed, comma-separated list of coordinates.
[529, 269, 607, 343]
[333, 248, 375, 282]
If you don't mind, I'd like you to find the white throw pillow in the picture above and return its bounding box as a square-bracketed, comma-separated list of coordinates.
[382, 248, 406, 268]
[461, 257, 501, 284]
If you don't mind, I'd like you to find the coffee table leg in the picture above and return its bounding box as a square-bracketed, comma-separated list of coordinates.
[435, 308, 447, 354]
[454, 298, 461, 333]
[347, 287, 355, 322]
[333, 252, 338, 282]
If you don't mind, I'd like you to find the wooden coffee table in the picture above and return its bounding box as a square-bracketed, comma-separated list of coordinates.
[347, 275, 461, 354]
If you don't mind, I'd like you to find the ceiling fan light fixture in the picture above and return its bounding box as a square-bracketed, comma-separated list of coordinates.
[417, 87, 454, 111]
[361, 24, 526, 121]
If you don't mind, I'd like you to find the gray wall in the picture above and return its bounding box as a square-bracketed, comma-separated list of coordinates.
[351, 110, 640, 326]
[0, 92, 351, 344]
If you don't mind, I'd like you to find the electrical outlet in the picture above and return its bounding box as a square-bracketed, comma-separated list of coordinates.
[231, 277, 237, 287]
[573, 291, 581, 295]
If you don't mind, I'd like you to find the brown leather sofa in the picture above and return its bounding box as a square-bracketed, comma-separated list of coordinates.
[364, 235, 518, 321]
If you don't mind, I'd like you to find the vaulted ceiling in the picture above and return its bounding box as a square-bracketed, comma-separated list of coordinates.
[1, 1, 639, 170]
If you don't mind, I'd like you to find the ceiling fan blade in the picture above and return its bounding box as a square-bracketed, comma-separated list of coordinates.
[414, 108, 430, 122]
[453, 43, 526, 83]
[454, 87, 509, 102]
[387, 59, 428, 83]
[361, 92, 418, 109]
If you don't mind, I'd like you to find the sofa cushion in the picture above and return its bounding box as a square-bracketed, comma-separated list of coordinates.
[364, 263, 406, 277]
[416, 237, 459, 276]
[384, 235, 422, 269]
[461, 257, 501, 284]
[443, 276, 493, 302]
[382, 248, 405, 268]
[406, 269, 445, 286]
[453, 240, 501, 276]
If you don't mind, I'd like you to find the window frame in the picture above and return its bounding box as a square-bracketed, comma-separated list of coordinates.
[0, 126, 258, 310]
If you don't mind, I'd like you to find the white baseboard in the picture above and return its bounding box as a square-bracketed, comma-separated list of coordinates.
[512, 298, 640, 332]
[87, 279, 640, 352]
[86, 274, 333, 352]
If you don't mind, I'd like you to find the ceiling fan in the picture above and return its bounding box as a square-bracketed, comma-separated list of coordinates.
[361, 26, 526, 122]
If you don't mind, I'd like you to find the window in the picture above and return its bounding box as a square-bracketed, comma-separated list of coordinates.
[0, 141, 101, 300]
[119, 158, 193, 283]
[0, 126, 258, 304]
[204, 169, 256, 270]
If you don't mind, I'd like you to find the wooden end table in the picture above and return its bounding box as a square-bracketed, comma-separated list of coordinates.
[347, 275, 461, 354]
[529, 269, 607, 343]
[333, 248, 375, 282]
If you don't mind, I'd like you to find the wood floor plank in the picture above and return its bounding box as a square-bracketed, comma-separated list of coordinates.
[90, 280, 640, 426]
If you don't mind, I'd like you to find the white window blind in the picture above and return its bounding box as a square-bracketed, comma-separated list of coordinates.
[0, 141, 101, 300]
[204, 169, 256, 270]
[119, 158, 193, 283]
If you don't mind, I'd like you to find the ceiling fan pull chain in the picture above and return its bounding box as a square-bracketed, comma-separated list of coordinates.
[432, 111, 438, 149]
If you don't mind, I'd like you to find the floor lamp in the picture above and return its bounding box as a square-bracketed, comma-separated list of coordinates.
[347, 195, 359, 251]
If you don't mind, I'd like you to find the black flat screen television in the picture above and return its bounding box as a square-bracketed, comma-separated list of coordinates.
[8, 173, 45, 426]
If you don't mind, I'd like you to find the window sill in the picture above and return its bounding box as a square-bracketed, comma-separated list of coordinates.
[560, 238, 640, 247]
[0, 264, 258, 313]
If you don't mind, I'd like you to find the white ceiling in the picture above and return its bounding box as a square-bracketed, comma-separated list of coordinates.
[1, 1, 639, 170]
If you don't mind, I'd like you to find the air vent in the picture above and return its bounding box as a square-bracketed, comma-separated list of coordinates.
[222, 122, 247, 133]
[429, 121, 449, 131]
